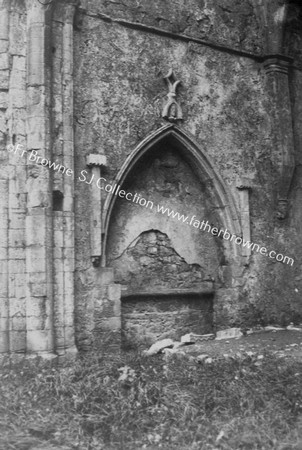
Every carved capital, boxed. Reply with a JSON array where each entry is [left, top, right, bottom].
[[86, 154, 107, 168], [263, 54, 293, 75], [236, 177, 253, 191]]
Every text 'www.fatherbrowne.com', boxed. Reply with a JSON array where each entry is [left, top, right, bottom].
[[6, 144, 294, 266], [156, 204, 294, 266]]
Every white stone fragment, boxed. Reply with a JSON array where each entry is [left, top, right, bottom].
[[287, 324, 302, 331], [145, 338, 174, 356], [196, 354, 209, 362], [264, 325, 285, 331], [181, 332, 215, 343], [216, 328, 243, 340]]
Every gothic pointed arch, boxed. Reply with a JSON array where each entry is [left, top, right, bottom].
[[102, 124, 242, 266]]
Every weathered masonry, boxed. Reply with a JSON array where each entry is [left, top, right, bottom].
[[0, 0, 301, 356]]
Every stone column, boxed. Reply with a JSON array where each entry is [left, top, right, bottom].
[[25, 0, 54, 354], [0, 0, 9, 354], [86, 154, 107, 267], [263, 55, 295, 219], [52, 0, 78, 357], [236, 178, 253, 263]]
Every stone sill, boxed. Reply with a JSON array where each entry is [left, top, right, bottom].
[[121, 283, 215, 299]]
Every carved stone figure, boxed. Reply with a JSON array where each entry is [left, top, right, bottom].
[[162, 69, 183, 122]]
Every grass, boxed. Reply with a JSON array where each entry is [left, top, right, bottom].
[[0, 350, 302, 450]]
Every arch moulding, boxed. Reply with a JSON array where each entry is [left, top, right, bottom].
[[101, 124, 242, 266]]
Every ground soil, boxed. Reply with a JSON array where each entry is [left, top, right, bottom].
[[181, 330, 302, 361]]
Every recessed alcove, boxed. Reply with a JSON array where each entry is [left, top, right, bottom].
[[121, 286, 214, 348], [101, 126, 242, 349]]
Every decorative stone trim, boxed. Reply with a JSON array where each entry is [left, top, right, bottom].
[[86, 154, 107, 267], [263, 54, 295, 220], [236, 178, 252, 261], [162, 69, 183, 123], [263, 54, 293, 75]]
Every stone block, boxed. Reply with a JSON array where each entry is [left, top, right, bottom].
[[0, 91, 8, 109], [9, 210, 26, 229], [64, 326, 75, 344], [0, 316, 9, 331], [54, 214, 63, 230], [86, 154, 107, 167], [63, 214, 75, 232], [64, 292, 75, 316], [25, 214, 46, 245], [0, 276, 7, 298], [30, 282, 47, 297], [10, 330, 26, 353], [64, 271, 74, 297], [0, 53, 9, 70], [9, 274, 26, 299], [27, 314, 46, 330], [64, 312, 75, 327], [0, 232, 7, 248], [0, 6, 8, 40], [26, 117, 46, 150], [8, 193, 19, 209], [0, 331, 9, 353], [95, 316, 121, 332], [8, 259, 25, 274], [63, 195, 74, 213], [0, 260, 8, 273], [216, 327, 243, 340], [64, 256, 75, 272], [26, 188, 50, 209], [11, 55, 26, 73], [53, 247, 63, 259], [0, 247, 7, 261], [28, 271, 46, 285], [0, 179, 8, 197], [0, 40, 8, 53], [26, 330, 53, 353], [0, 70, 9, 89], [8, 274, 16, 298], [9, 24, 26, 56], [26, 252, 46, 274], [63, 229, 74, 248], [96, 268, 115, 285], [10, 88, 26, 109], [9, 248, 25, 260], [25, 295, 43, 318], [9, 297, 26, 318], [15, 279, 26, 299], [12, 313, 26, 331], [54, 230, 64, 247], [108, 284, 122, 301], [0, 297, 8, 315], [53, 308, 64, 329]]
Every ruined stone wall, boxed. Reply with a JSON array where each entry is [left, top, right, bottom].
[[73, 0, 302, 349], [0, 0, 78, 356], [0, 0, 302, 355]]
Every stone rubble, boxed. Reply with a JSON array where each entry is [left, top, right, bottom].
[[216, 328, 243, 340], [143, 338, 174, 356], [143, 326, 302, 362]]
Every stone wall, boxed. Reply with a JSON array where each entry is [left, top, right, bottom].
[[0, 0, 301, 355]]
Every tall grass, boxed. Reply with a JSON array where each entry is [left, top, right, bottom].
[[0, 351, 302, 449]]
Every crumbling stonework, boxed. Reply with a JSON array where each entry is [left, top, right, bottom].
[[0, 0, 301, 355]]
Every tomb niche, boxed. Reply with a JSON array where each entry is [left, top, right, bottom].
[[106, 134, 225, 348]]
